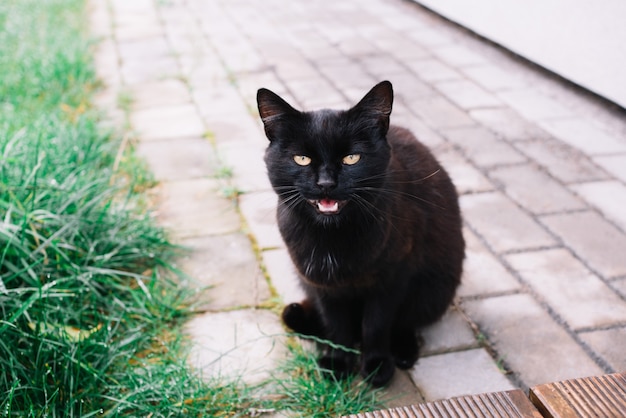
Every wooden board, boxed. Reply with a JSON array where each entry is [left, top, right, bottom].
[[344, 389, 543, 417], [529, 371, 626, 418]]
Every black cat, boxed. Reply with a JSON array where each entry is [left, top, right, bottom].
[[256, 81, 464, 387]]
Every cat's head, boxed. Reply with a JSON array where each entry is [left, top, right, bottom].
[[257, 81, 393, 225]]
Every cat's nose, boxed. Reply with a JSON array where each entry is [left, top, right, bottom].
[[317, 173, 336, 193]]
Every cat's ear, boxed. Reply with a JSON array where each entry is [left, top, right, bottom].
[[353, 80, 394, 133], [257, 88, 299, 141]]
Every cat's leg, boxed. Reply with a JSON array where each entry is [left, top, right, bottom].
[[390, 316, 421, 370], [316, 298, 360, 379], [360, 294, 398, 387]]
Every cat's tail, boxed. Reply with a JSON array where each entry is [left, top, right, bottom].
[[281, 299, 325, 338]]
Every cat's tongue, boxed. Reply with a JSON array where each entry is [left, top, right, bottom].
[[317, 198, 339, 214]]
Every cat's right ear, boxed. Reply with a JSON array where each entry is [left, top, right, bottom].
[[256, 88, 298, 141]]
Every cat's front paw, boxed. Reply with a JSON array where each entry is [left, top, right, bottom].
[[282, 300, 322, 336], [361, 354, 395, 387], [391, 332, 421, 370]]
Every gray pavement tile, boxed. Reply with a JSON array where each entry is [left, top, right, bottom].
[[506, 249, 626, 330], [380, 370, 425, 408], [571, 181, 626, 231], [458, 228, 520, 298], [432, 44, 488, 67], [442, 126, 527, 168], [238, 191, 284, 250], [407, 96, 475, 129], [540, 211, 626, 278], [136, 137, 218, 182], [462, 294, 604, 388], [186, 309, 286, 385], [117, 36, 170, 62], [433, 146, 493, 195], [392, 110, 446, 148], [285, 78, 347, 110], [216, 141, 272, 192], [131, 104, 206, 141], [406, 58, 462, 83], [120, 56, 179, 85], [156, 178, 240, 239], [469, 107, 551, 142], [461, 65, 528, 92], [612, 278, 626, 299], [461, 192, 557, 253], [410, 348, 515, 401], [435, 79, 502, 110], [539, 119, 626, 155], [358, 55, 407, 80], [261, 249, 305, 305], [129, 79, 191, 110], [514, 139, 609, 184], [490, 164, 586, 214], [579, 327, 626, 372], [593, 155, 626, 183], [179, 233, 271, 311], [420, 307, 479, 356], [497, 90, 574, 120]]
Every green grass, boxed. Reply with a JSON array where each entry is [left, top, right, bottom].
[[0, 0, 385, 416]]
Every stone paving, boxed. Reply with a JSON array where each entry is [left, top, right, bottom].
[[89, 0, 626, 409]]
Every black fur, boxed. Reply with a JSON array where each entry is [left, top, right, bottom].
[[257, 81, 464, 387]]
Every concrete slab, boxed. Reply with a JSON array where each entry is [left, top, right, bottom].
[[186, 309, 286, 385], [442, 126, 527, 168], [261, 249, 305, 305], [156, 179, 240, 239], [579, 327, 626, 372], [462, 294, 603, 388], [506, 249, 626, 330], [178, 233, 271, 311], [131, 104, 206, 141], [571, 181, 626, 231], [420, 307, 479, 356], [410, 348, 515, 401], [238, 191, 283, 250]]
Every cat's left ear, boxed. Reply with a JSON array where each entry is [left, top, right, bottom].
[[257, 88, 299, 141], [353, 80, 394, 134]]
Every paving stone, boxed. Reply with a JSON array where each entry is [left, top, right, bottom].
[[433, 145, 493, 195], [506, 249, 626, 330], [442, 126, 527, 168], [117, 36, 171, 62], [515, 139, 608, 184], [136, 137, 218, 181], [462, 65, 528, 92], [469, 108, 551, 142], [406, 96, 475, 130], [571, 181, 626, 231], [490, 164, 586, 214], [540, 211, 626, 278], [285, 78, 347, 109], [157, 178, 240, 239], [612, 278, 626, 299], [238, 191, 284, 250], [579, 327, 626, 372], [357, 55, 409, 81], [462, 294, 604, 388], [131, 104, 205, 141], [380, 370, 425, 408], [420, 306, 479, 356], [217, 140, 273, 192], [120, 56, 180, 85], [179, 233, 271, 310], [435, 79, 501, 110], [129, 79, 191, 110], [539, 119, 626, 155], [458, 228, 520, 298], [432, 44, 488, 67], [593, 154, 626, 183], [262, 249, 305, 304], [497, 90, 574, 120], [386, 72, 436, 104], [392, 109, 446, 148], [461, 192, 557, 253], [186, 309, 286, 385], [410, 348, 515, 401], [406, 58, 462, 83]]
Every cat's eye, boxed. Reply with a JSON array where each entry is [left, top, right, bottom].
[[342, 154, 361, 165], [293, 155, 312, 166]]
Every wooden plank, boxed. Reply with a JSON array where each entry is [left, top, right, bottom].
[[530, 371, 626, 418], [343, 389, 543, 417]]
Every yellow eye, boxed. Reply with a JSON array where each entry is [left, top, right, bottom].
[[342, 154, 361, 165], [294, 155, 312, 166]]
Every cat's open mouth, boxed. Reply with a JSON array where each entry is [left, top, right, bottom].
[[309, 198, 347, 215]]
